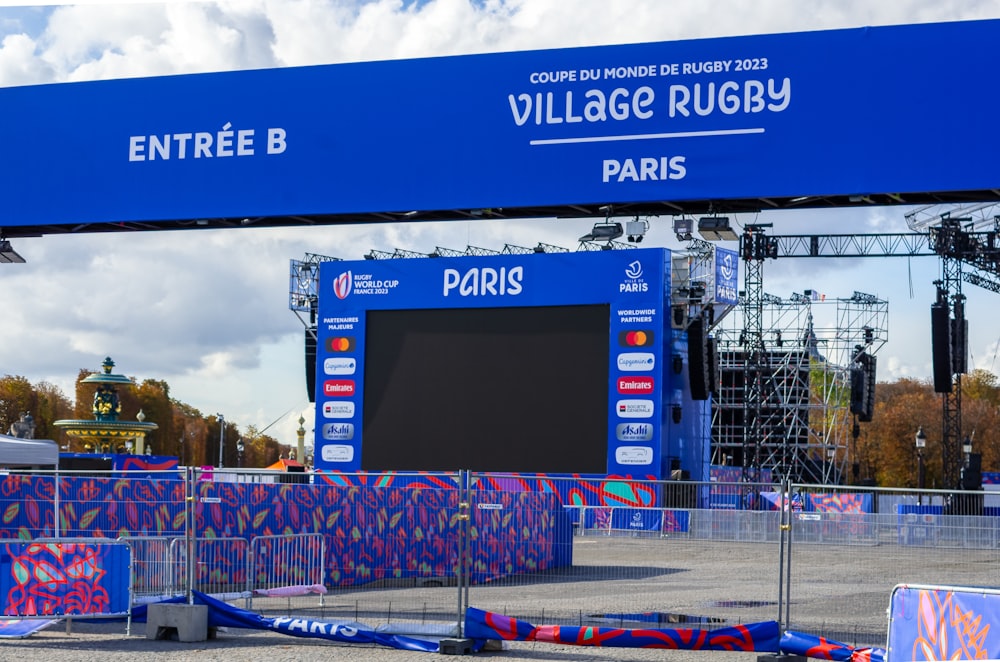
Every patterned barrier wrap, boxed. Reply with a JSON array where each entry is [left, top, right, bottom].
[[464, 606, 780, 651], [889, 584, 1000, 662], [133, 591, 462, 653], [0, 474, 570, 588], [0, 541, 131, 617], [780, 630, 885, 662]]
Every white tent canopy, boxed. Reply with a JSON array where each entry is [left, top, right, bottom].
[[0, 433, 58, 468]]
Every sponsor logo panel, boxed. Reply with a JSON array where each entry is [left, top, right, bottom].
[[322, 401, 356, 418], [618, 330, 655, 347], [616, 446, 653, 465], [323, 379, 355, 397], [617, 352, 655, 371], [321, 444, 355, 463], [322, 422, 355, 440], [616, 423, 654, 441], [617, 376, 654, 394], [326, 336, 356, 352], [617, 399, 654, 418], [324, 357, 357, 375]]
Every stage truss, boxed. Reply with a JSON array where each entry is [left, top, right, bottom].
[[710, 291, 888, 484]]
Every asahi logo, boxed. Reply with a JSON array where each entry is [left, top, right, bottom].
[[322, 423, 355, 441], [616, 423, 654, 441]]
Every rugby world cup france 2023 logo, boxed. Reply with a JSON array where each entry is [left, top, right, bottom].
[[333, 271, 352, 299]]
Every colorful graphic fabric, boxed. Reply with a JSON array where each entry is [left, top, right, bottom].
[[0, 541, 131, 617], [889, 584, 999, 661], [464, 607, 780, 651]]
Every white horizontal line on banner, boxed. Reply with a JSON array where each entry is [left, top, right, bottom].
[[530, 127, 765, 145]]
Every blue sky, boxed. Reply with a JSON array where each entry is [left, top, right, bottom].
[[1, 0, 999, 448]]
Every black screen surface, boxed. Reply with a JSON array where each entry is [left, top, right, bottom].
[[362, 304, 609, 473]]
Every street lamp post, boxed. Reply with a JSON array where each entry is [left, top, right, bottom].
[[237, 438, 245, 468], [217, 413, 225, 468], [915, 427, 926, 505]]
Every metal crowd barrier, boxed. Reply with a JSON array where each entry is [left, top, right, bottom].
[[2, 538, 133, 634], [117, 535, 182, 602], [168, 536, 251, 605], [248, 533, 327, 610]]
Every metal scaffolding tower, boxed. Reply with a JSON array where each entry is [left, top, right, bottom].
[[713, 286, 887, 485]]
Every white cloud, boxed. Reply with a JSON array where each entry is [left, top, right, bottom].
[[2, 0, 1000, 448]]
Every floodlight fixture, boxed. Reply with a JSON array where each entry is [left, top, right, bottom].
[[626, 218, 648, 243], [579, 222, 623, 243], [672, 217, 693, 241], [697, 217, 739, 241], [0, 240, 25, 263]]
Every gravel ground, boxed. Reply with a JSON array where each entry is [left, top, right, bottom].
[[0, 535, 927, 661]]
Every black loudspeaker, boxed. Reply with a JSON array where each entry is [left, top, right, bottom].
[[305, 327, 317, 403], [849, 364, 867, 417], [962, 453, 983, 491], [951, 317, 968, 375], [859, 354, 876, 422], [688, 317, 710, 400], [931, 302, 952, 393], [706, 336, 717, 396]]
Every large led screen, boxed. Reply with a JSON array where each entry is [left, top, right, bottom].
[[314, 249, 672, 476], [361, 305, 610, 473]]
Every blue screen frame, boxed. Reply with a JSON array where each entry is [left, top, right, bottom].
[[314, 248, 680, 475]]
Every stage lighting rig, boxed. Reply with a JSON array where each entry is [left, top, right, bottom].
[[697, 216, 739, 241], [579, 221, 624, 243], [672, 217, 693, 241], [626, 217, 649, 243], [0, 239, 25, 263]]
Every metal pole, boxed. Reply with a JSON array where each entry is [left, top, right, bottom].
[[784, 482, 793, 632], [456, 470, 470, 637], [217, 414, 225, 468], [186, 465, 195, 604], [917, 451, 925, 505], [53, 466, 61, 539], [776, 478, 787, 627]]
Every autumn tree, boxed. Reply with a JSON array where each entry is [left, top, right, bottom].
[[858, 378, 938, 488], [0, 375, 39, 434]]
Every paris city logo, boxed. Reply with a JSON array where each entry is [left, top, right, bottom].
[[333, 271, 353, 299]]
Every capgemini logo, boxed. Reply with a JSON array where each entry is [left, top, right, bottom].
[[333, 271, 353, 299]]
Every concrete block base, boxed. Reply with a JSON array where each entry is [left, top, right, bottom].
[[146, 603, 216, 642], [439, 637, 474, 655], [758, 655, 807, 662]]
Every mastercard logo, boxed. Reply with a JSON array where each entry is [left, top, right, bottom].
[[618, 330, 654, 347], [326, 336, 356, 352]]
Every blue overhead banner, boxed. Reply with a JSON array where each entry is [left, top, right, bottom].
[[2, 19, 999, 227]]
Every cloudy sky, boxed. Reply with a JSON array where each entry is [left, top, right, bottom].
[[2, 0, 1000, 449]]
